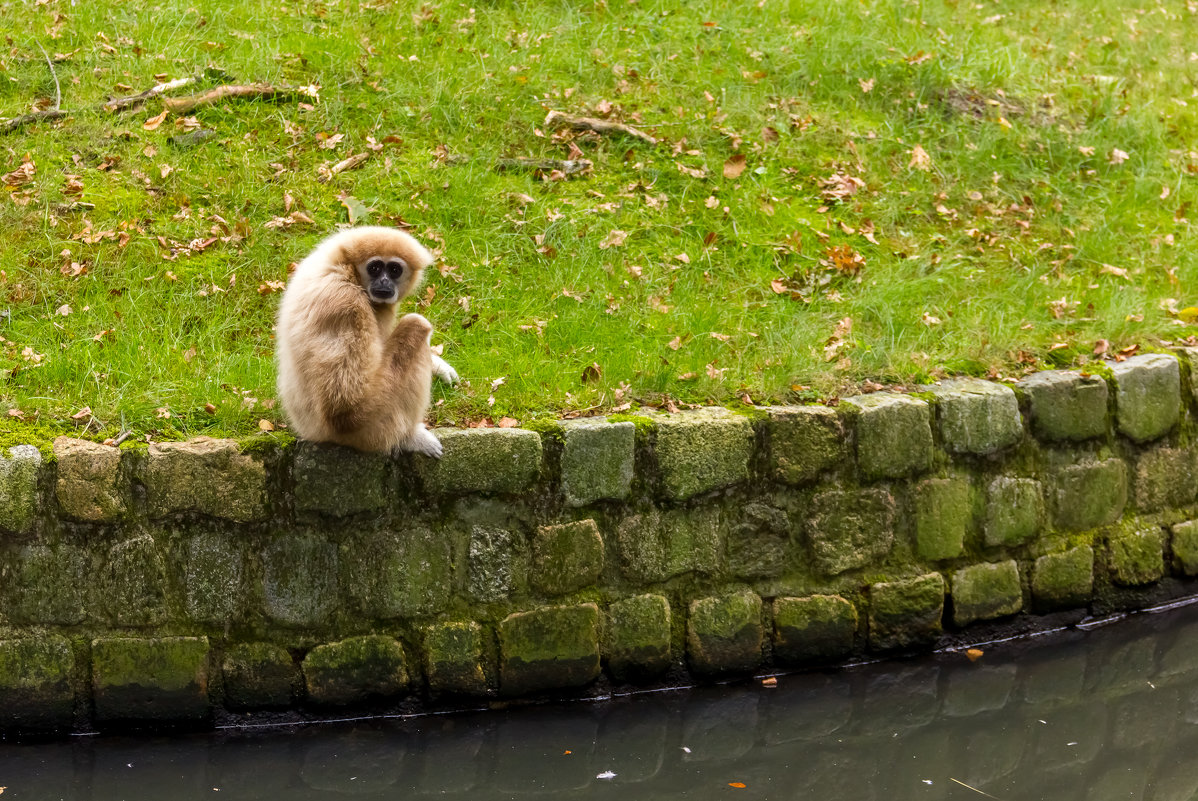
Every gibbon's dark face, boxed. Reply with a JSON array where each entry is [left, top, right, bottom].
[[358, 257, 409, 305]]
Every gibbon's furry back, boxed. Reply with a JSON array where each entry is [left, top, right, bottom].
[[275, 226, 456, 456]]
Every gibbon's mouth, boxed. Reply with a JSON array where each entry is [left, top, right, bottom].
[[368, 288, 398, 304]]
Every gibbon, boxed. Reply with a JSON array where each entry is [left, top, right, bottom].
[[275, 226, 458, 457]]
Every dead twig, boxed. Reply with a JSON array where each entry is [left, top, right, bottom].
[[0, 42, 69, 134], [544, 110, 656, 145], [35, 42, 61, 112], [162, 83, 315, 114], [317, 152, 371, 183], [104, 76, 194, 113], [496, 157, 593, 175]]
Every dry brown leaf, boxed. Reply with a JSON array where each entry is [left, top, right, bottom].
[[667, 336, 683, 350], [582, 363, 602, 383], [2, 158, 36, 187], [142, 109, 168, 131], [723, 154, 747, 179], [599, 229, 629, 249], [909, 144, 932, 171], [498, 416, 519, 428], [258, 419, 275, 431]]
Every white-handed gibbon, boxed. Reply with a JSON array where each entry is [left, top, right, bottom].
[[275, 226, 458, 457]]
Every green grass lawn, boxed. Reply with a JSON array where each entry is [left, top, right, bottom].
[[0, 0, 1195, 443]]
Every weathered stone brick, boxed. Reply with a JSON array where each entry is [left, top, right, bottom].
[[617, 507, 723, 584], [344, 527, 453, 618], [983, 477, 1043, 547], [423, 621, 488, 696], [186, 533, 244, 624], [294, 441, 388, 516], [606, 594, 672, 682], [1172, 520, 1198, 575], [1108, 523, 1164, 587], [1109, 353, 1181, 443], [419, 428, 542, 495], [532, 519, 604, 596], [927, 378, 1023, 455], [263, 534, 338, 626], [868, 573, 945, 651], [1032, 546, 1094, 611], [914, 477, 971, 561], [561, 420, 635, 506], [806, 488, 896, 575], [772, 595, 857, 666], [1178, 347, 1198, 406], [100, 534, 168, 626], [768, 405, 845, 485], [951, 560, 1022, 626], [6, 544, 87, 624], [53, 437, 126, 521], [1133, 447, 1197, 512], [0, 445, 41, 533], [1016, 370, 1109, 442], [1051, 459, 1127, 531], [222, 642, 301, 710], [498, 604, 600, 695], [686, 591, 763, 677], [0, 636, 75, 732], [92, 636, 210, 724], [144, 437, 267, 521], [844, 393, 933, 480], [654, 408, 754, 500], [468, 525, 516, 602], [726, 503, 790, 579], [303, 635, 409, 706]]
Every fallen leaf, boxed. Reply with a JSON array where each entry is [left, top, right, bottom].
[[1109, 148, 1130, 165], [723, 154, 747, 179], [760, 676, 777, 687], [965, 648, 984, 662], [70, 406, 92, 421], [498, 416, 519, 428], [1179, 307, 1198, 324], [729, 782, 748, 789], [667, 336, 683, 350], [7, 409, 24, 420], [858, 77, 875, 93], [203, 402, 217, 414], [55, 304, 71, 316], [675, 252, 690, 264], [1099, 263, 1129, 279], [490, 376, 506, 392], [1093, 339, 1110, 355], [258, 419, 275, 431], [908, 144, 932, 171], [2, 157, 36, 187], [142, 109, 168, 131], [338, 193, 370, 224], [599, 229, 629, 249], [582, 362, 602, 383]]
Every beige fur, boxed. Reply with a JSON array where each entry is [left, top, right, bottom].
[[275, 226, 456, 456]]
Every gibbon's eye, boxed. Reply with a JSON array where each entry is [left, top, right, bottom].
[[365, 259, 385, 278], [386, 260, 405, 281]]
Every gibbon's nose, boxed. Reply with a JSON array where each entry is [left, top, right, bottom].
[[370, 279, 398, 302]]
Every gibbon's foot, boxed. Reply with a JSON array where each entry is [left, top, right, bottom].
[[400, 426, 443, 458], [432, 354, 459, 385]]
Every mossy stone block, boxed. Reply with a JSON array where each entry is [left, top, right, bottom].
[[1110, 353, 1181, 443], [772, 595, 857, 666], [768, 405, 845, 485], [498, 603, 601, 695], [0, 636, 75, 733], [100, 534, 168, 626], [419, 428, 542, 495], [951, 560, 1022, 626], [0, 445, 41, 534], [1108, 523, 1164, 587], [1171, 520, 1198, 575], [263, 534, 338, 626], [806, 488, 896, 575], [868, 573, 945, 651], [145, 437, 267, 522], [654, 408, 754, 500], [222, 642, 301, 710], [92, 636, 210, 724], [617, 507, 724, 584], [914, 477, 971, 561], [1032, 546, 1094, 612], [606, 594, 672, 682], [927, 378, 1023, 455], [532, 519, 605, 596], [1179, 347, 1198, 405], [726, 502, 790, 579], [294, 441, 389, 516], [686, 591, 763, 677], [423, 621, 488, 696], [844, 392, 934, 480], [561, 420, 635, 506], [186, 533, 244, 624], [1016, 370, 1109, 442], [1051, 459, 1127, 531], [344, 527, 453, 618], [303, 635, 409, 707], [54, 436, 126, 521], [1133, 447, 1197, 512], [6, 544, 87, 624], [984, 477, 1043, 547], [468, 525, 515, 603]]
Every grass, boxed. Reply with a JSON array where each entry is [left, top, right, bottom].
[[0, 0, 1194, 442]]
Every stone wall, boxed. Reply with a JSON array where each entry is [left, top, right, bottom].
[[1, 350, 1198, 735]]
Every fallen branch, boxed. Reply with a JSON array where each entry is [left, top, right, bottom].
[[104, 76, 194, 113], [544, 110, 656, 145], [0, 108, 68, 134], [317, 152, 370, 183], [496, 157, 593, 175], [36, 42, 61, 113], [162, 83, 315, 114]]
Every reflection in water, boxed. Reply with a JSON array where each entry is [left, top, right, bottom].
[[5, 603, 1198, 800]]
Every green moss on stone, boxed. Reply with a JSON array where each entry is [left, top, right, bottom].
[[806, 488, 896, 576], [1051, 459, 1128, 531], [606, 594, 672, 682], [1108, 522, 1165, 587], [0, 445, 41, 533], [868, 573, 945, 651], [144, 437, 267, 522], [1110, 353, 1181, 443], [654, 408, 754, 500], [53, 436, 127, 521], [419, 428, 543, 495], [532, 519, 605, 596], [303, 635, 409, 707], [499, 603, 600, 695], [101, 534, 168, 626], [772, 595, 857, 666], [6, 544, 87, 625], [927, 378, 1023, 455], [767, 405, 844, 485], [1172, 520, 1198, 576], [186, 533, 244, 624], [844, 393, 933, 480], [914, 477, 971, 561], [423, 621, 488, 696], [344, 526, 453, 618], [560, 420, 635, 506], [1016, 370, 1108, 442], [222, 642, 300, 710], [686, 591, 763, 677], [726, 502, 790, 580], [263, 534, 339, 626], [0, 636, 75, 732], [468, 525, 516, 603], [951, 560, 1022, 626], [984, 477, 1043, 548], [1032, 545, 1094, 612], [92, 636, 210, 723], [294, 441, 389, 516], [617, 507, 723, 584], [1133, 447, 1197, 513]]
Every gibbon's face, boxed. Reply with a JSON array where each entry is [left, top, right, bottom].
[[357, 256, 410, 305]]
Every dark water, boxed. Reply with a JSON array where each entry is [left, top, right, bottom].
[[6, 603, 1198, 801]]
